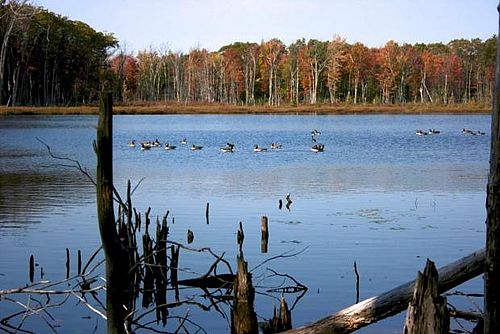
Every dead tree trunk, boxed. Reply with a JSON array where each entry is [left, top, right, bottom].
[[403, 259, 449, 334], [284, 248, 484, 334], [231, 252, 258, 334], [485, 4, 500, 333], [94, 92, 131, 334]]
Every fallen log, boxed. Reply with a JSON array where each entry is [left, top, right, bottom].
[[285, 248, 485, 334]]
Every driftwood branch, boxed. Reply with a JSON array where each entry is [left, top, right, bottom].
[[285, 248, 485, 334]]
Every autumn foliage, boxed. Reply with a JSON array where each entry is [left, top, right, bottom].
[[110, 37, 496, 108], [0, 2, 496, 108]]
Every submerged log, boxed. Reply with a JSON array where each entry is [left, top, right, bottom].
[[285, 248, 485, 334], [403, 259, 449, 334]]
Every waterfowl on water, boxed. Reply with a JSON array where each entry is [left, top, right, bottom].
[[153, 139, 161, 147], [220, 143, 235, 153], [463, 128, 485, 136], [127, 140, 136, 147], [164, 143, 176, 150], [311, 129, 321, 143], [416, 129, 428, 136], [191, 144, 203, 150], [311, 143, 325, 152], [253, 145, 267, 152], [180, 138, 188, 144], [140, 142, 152, 150], [270, 143, 282, 149]]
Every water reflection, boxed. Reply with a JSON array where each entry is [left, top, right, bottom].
[[0, 114, 490, 332], [0, 170, 93, 226], [0, 202, 307, 333]]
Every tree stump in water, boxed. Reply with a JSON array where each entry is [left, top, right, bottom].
[[403, 259, 449, 334], [261, 216, 269, 253], [262, 296, 292, 333], [231, 253, 258, 334]]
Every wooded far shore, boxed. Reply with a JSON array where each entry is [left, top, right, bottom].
[[0, 102, 491, 115]]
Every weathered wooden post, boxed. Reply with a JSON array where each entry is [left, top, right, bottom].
[[170, 244, 180, 301], [262, 296, 292, 333], [65, 248, 70, 279], [29, 255, 34, 283], [206, 202, 210, 224], [403, 259, 449, 334], [237, 221, 245, 248], [77, 250, 82, 275], [261, 216, 269, 253], [155, 215, 168, 325], [231, 252, 258, 334], [485, 3, 500, 333], [353, 261, 360, 304], [142, 232, 154, 307], [95, 92, 131, 334]]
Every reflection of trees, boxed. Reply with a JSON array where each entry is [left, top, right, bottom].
[[0, 170, 93, 223]]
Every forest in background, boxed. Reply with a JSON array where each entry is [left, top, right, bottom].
[[0, 1, 496, 109]]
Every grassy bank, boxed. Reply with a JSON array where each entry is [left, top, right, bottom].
[[0, 102, 491, 115]]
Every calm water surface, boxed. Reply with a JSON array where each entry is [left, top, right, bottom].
[[0, 114, 490, 333]]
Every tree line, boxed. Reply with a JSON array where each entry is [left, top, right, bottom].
[[1, 1, 496, 107], [112, 37, 496, 107], [0, 1, 117, 106]]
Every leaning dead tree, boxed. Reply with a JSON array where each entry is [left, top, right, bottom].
[[284, 248, 485, 334], [485, 3, 500, 333]]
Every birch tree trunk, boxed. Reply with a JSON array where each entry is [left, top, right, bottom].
[[0, 11, 14, 104]]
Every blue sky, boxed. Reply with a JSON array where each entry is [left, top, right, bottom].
[[33, 0, 497, 53]]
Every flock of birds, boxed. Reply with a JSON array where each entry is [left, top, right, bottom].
[[415, 128, 486, 136], [126, 129, 326, 153]]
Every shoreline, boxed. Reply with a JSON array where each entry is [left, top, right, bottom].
[[0, 103, 491, 115]]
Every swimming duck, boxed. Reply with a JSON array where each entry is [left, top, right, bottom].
[[140, 142, 152, 150], [164, 143, 176, 150], [311, 143, 325, 152], [127, 140, 136, 147], [191, 144, 203, 150], [180, 138, 188, 145], [253, 145, 267, 152], [270, 143, 282, 149], [220, 143, 235, 153]]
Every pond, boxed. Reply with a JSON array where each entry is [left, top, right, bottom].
[[0, 113, 490, 333]]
